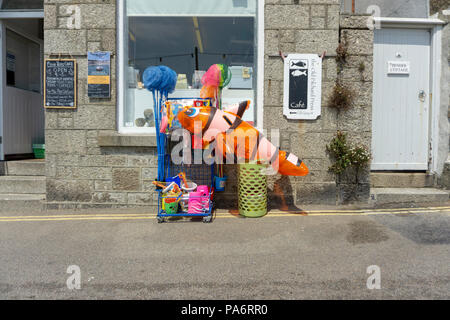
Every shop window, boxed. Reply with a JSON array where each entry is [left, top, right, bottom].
[[1, 0, 43, 10], [119, 0, 263, 134], [5, 29, 41, 93]]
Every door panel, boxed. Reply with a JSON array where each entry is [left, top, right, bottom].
[[372, 28, 430, 171]]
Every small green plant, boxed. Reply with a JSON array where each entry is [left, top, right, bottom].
[[335, 31, 349, 72], [327, 131, 371, 183], [358, 62, 366, 73], [328, 81, 354, 112]]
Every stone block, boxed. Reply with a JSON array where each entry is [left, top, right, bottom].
[[95, 180, 113, 191], [112, 168, 141, 191], [72, 167, 112, 180], [327, 5, 340, 30], [128, 193, 154, 205], [128, 156, 150, 167], [44, 29, 86, 55], [311, 5, 326, 17], [47, 179, 93, 202], [265, 30, 279, 56], [92, 192, 127, 204], [265, 5, 310, 29], [342, 29, 373, 56], [105, 155, 128, 166], [44, 5, 57, 29], [46, 130, 86, 155], [142, 167, 158, 180], [264, 80, 283, 106], [337, 183, 370, 204], [340, 14, 371, 29], [79, 155, 106, 167], [265, 57, 284, 81], [311, 17, 326, 29], [73, 105, 116, 130], [59, 4, 116, 29], [296, 182, 337, 205], [295, 30, 339, 55]]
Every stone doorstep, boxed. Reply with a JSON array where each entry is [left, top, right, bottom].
[[0, 194, 46, 213], [6, 160, 45, 176], [0, 176, 46, 194], [370, 188, 450, 206], [370, 172, 434, 188]]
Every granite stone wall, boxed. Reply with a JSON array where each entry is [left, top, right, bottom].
[[44, 0, 158, 209], [43, 0, 374, 210], [263, 1, 373, 206]]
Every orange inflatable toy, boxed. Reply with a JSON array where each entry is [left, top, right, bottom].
[[177, 101, 309, 177]]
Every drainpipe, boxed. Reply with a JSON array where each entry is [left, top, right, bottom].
[[352, 0, 355, 13]]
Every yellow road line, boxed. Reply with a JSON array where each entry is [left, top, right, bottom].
[[0, 208, 448, 222], [0, 205, 449, 221]]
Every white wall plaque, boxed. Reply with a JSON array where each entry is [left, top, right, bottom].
[[283, 54, 322, 120], [387, 61, 410, 74]]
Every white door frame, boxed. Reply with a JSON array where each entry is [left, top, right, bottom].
[[116, 0, 265, 134], [0, 20, 4, 161], [0, 16, 44, 160], [373, 17, 445, 174]]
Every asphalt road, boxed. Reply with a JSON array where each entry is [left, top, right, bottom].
[[0, 206, 449, 300]]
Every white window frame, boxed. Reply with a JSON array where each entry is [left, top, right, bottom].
[[117, 0, 264, 134]]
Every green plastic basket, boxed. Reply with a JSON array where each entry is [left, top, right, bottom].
[[238, 163, 268, 218], [32, 144, 45, 159]]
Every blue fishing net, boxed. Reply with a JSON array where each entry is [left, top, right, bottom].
[[143, 66, 163, 92]]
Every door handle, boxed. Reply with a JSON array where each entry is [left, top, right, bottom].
[[419, 90, 426, 102]]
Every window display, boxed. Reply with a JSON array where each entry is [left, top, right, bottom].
[[120, 0, 260, 133]]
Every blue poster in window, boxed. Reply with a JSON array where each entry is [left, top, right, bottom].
[[88, 52, 111, 98]]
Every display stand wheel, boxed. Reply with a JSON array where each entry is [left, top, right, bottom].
[[203, 215, 212, 223], [157, 216, 165, 223]]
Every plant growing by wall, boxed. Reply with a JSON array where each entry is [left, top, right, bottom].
[[328, 80, 354, 113], [326, 131, 371, 184], [329, 31, 355, 115]]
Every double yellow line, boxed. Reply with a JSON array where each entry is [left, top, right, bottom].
[[0, 206, 449, 223]]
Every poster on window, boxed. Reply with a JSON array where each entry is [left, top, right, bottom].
[[283, 54, 322, 120], [88, 52, 111, 98], [6, 52, 16, 86]]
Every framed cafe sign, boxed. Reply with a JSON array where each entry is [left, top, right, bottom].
[[283, 54, 322, 120]]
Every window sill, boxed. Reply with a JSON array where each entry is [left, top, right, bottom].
[[98, 132, 157, 147]]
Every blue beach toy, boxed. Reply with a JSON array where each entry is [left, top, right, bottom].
[[142, 65, 178, 182]]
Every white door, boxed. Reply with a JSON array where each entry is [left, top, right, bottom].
[[0, 22, 44, 158], [372, 28, 431, 171]]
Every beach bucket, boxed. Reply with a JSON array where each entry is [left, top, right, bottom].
[[164, 198, 179, 214], [180, 194, 189, 212], [166, 175, 182, 187], [182, 182, 197, 193], [188, 192, 205, 214], [196, 185, 210, 210], [214, 176, 228, 192]]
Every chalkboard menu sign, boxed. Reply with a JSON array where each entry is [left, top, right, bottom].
[[283, 54, 322, 120], [44, 59, 77, 109]]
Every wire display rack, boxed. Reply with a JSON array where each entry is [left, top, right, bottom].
[[156, 99, 215, 223]]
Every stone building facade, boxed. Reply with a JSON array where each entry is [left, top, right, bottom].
[[42, 0, 446, 210]]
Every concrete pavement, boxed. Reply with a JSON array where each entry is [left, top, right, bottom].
[[0, 205, 449, 299]]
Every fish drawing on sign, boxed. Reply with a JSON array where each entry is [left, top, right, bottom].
[[177, 101, 309, 177], [290, 60, 307, 69], [291, 70, 307, 77]]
